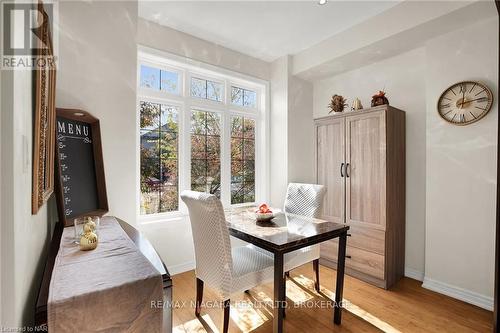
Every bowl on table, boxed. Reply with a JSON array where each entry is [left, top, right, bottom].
[[255, 211, 274, 222]]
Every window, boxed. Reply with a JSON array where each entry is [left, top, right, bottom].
[[138, 50, 266, 218], [231, 86, 257, 108], [139, 101, 179, 214], [191, 110, 221, 197], [231, 116, 255, 204], [140, 65, 180, 94], [191, 77, 223, 102]]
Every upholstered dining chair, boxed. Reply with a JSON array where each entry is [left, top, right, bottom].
[[181, 190, 275, 333], [283, 183, 326, 291]]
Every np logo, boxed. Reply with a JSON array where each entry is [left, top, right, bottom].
[[1, 1, 57, 69]]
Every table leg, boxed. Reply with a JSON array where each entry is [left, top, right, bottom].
[[334, 232, 347, 325], [274, 251, 285, 333]]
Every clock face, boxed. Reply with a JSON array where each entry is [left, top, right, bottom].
[[437, 81, 493, 125]]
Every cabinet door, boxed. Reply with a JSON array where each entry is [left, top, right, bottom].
[[345, 112, 386, 229], [316, 118, 345, 223]]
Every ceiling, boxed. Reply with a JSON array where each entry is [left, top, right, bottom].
[[139, 1, 401, 62]]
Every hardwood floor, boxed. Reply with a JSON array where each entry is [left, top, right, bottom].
[[171, 264, 493, 333]]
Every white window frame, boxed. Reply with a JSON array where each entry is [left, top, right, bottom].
[[137, 46, 269, 223], [139, 60, 184, 97], [229, 84, 260, 112], [188, 73, 226, 104]]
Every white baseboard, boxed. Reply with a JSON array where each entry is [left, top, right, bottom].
[[422, 277, 493, 311], [168, 261, 195, 276], [404, 267, 424, 281]]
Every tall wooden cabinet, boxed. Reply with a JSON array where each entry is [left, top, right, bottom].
[[315, 105, 405, 289]]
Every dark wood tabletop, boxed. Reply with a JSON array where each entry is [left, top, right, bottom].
[[227, 209, 349, 253], [226, 208, 349, 333]]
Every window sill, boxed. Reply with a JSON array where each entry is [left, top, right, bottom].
[[138, 203, 257, 227], [230, 202, 256, 209], [138, 211, 187, 226]]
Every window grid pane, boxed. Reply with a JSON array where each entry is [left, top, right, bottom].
[[207, 80, 223, 102], [140, 101, 179, 215], [140, 65, 160, 90], [191, 78, 224, 102], [191, 110, 221, 198], [231, 86, 257, 108], [191, 77, 207, 99], [231, 86, 243, 106], [140, 65, 180, 95], [160, 70, 179, 94], [243, 90, 257, 108], [231, 116, 255, 204]]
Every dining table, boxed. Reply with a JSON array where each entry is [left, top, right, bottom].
[[226, 208, 350, 333]]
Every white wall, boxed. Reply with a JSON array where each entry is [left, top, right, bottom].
[[423, 17, 498, 309], [269, 56, 289, 208], [56, 1, 138, 225], [137, 18, 270, 81], [288, 75, 315, 185], [313, 17, 498, 308], [269, 56, 316, 208], [0, 8, 55, 327], [293, 0, 495, 80]]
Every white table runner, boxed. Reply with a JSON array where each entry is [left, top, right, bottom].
[[48, 216, 163, 333]]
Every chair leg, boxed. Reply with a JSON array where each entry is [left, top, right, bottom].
[[222, 299, 230, 333], [195, 278, 204, 317], [283, 275, 287, 318], [313, 259, 320, 292]]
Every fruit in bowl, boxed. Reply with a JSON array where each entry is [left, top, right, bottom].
[[255, 203, 274, 221]]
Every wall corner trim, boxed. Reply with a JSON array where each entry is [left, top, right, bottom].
[[168, 261, 196, 276], [404, 267, 424, 282], [422, 277, 494, 311]]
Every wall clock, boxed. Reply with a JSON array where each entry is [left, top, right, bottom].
[[437, 81, 493, 126]]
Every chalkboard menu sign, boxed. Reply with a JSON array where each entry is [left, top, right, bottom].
[[55, 109, 108, 227]]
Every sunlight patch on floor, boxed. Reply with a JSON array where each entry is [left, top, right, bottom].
[[293, 274, 320, 294], [173, 273, 403, 333], [293, 274, 402, 333], [345, 302, 402, 333], [230, 301, 269, 333], [173, 314, 219, 333], [173, 304, 268, 333], [249, 291, 274, 318], [284, 279, 315, 304]]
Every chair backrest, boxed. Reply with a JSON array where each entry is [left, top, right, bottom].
[[284, 183, 326, 218], [180, 191, 233, 298]]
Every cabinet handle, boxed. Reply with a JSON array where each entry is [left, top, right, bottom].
[[345, 163, 350, 178], [347, 233, 352, 237], [340, 163, 344, 177], [345, 255, 352, 259]]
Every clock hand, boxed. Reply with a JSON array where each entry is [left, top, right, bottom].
[[460, 85, 466, 109], [458, 97, 487, 106]]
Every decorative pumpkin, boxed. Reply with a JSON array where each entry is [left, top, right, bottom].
[[83, 223, 93, 233], [371, 91, 389, 107], [80, 231, 98, 251], [80, 222, 98, 251], [84, 217, 96, 232], [328, 94, 347, 113]]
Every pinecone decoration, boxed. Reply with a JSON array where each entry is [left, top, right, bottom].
[[328, 95, 347, 113]]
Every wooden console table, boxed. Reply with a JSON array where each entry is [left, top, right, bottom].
[[34, 218, 172, 332]]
